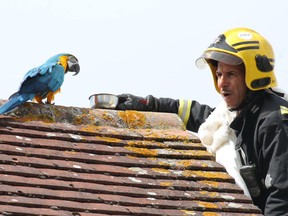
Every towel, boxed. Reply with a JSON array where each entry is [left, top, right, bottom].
[[198, 101, 250, 197]]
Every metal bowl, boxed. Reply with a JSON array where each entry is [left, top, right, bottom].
[[89, 93, 119, 109]]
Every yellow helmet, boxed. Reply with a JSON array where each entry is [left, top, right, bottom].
[[196, 27, 277, 92]]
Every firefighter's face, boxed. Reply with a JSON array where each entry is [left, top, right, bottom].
[[216, 62, 247, 109]]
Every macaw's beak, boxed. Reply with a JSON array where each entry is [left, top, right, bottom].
[[69, 63, 80, 76]]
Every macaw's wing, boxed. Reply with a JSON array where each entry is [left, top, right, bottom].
[[18, 64, 65, 97], [1, 62, 65, 114], [22, 60, 57, 82]]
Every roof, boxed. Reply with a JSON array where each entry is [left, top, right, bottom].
[[0, 100, 262, 216]]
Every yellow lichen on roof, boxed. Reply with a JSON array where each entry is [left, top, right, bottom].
[[118, 111, 126, 121], [196, 201, 218, 209], [94, 136, 122, 143], [73, 115, 85, 125], [80, 125, 123, 138], [176, 160, 195, 168], [158, 161, 171, 167], [126, 140, 166, 148], [81, 125, 101, 133], [199, 180, 220, 188], [143, 131, 190, 140], [201, 163, 210, 168], [152, 168, 170, 174], [147, 157, 157, 161], [118, 111, 147, 128], [64, 150, 77, 155], [175, 160, 210, 169], [174, 149, 213, 157], [159, 181, 172, 187], [199, 191, 218, 197], [183, 170, 231, 180], [127, 155, 137, 159], [182, 210, 221, 216], [124, 146, 158, 157], [101, 111, 114, 121], [203, 212, 221, 216]]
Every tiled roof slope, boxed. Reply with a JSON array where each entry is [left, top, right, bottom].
[[0, 101, 262, 216]]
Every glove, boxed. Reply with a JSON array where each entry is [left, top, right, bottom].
[[116, 94, 156, 111]]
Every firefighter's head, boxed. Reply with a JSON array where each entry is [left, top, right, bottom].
[[196, 27, 277, 109]]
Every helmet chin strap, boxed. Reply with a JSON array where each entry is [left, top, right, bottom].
[[228, 87, 287, 112], [228, 103, 246, 112], [267, 87, 288, 102], [228, 89, 256, 112]]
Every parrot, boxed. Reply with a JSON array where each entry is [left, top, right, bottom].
[[0, 53, 80, 115]]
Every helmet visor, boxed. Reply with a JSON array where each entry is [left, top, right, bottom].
[[196, 50, 243, 69]]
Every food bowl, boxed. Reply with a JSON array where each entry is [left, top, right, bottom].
[[89, 93, 119, 109]]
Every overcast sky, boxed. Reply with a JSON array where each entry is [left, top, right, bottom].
[[0, 0, 287, 109]]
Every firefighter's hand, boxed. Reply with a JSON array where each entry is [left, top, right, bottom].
[[116, 94, 156, 111]]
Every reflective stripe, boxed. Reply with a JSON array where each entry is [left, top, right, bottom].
[[280, 105, 288, 115], [178, 99, 192, 127]]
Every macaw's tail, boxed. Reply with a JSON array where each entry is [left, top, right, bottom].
[[0, 94, 31, 115]]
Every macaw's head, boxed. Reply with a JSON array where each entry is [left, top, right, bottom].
[[66, 54, 80, 76], [52, 53, 80, 76]]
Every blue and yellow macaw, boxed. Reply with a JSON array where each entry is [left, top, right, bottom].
[[0, 53, 80, 114]]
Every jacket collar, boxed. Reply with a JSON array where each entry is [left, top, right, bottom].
[[230, 91, 265, 149]]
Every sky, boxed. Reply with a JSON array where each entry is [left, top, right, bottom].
[[0, 0, 287, 109]]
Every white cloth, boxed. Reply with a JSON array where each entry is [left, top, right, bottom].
[[198, 101, 251, 197], [195, 87, 288, 198]]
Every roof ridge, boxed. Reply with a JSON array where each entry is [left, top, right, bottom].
[[0, 101, 186, 130]]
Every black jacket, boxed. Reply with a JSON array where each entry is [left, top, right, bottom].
[[154, 91, 288, 215]]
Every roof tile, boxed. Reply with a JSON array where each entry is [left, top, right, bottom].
[[0, 102, 262, 215]]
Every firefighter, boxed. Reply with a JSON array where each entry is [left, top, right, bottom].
[[116, 27, 288, 215]]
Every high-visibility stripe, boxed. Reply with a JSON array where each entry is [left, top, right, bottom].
[[178, 99, 192, 127], [280, 105, 288, 115]]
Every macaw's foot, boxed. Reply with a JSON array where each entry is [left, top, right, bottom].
[[45, 101, 55, 105], [34, 97, 44, 104]]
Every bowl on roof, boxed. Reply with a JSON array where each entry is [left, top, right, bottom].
[[89, 93, 119, 109]]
